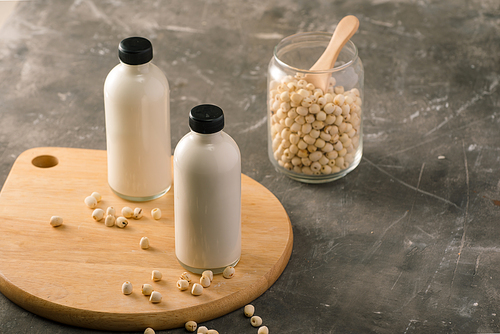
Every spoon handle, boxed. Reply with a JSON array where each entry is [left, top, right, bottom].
[[306, 15, 359, 92]]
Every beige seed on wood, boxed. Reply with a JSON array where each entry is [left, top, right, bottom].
[[191, 283, 203, 296], [84, 196, 97, 209], [177, 279, 189, 291], [152, 270, 162, 282], [121, 207, 133, 218], [104, 215, 115, 227], [90, 192, 102, 202], [222, 266, 235, 279], [151, 208, 161, 220], [133, 208, 143, 219], [200, 275, 211, 288], [142, 284, 154, 296], [180, 272, 192, 282], [50, 216, 63, 227], [149, 291, 162, 303], [122, 281, 133, 295], [92, 208, 104, 222], [140, 237, 150, 249]]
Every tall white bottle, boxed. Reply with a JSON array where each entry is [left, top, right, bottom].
[[174, 104, 241, 274], [104, 37, 171, 201]]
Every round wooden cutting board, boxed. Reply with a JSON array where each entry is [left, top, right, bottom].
[[0, 147, 293, 331]]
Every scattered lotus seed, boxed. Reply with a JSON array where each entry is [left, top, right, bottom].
[[106, 206, 116, 216], [122, 206, 133, 218], [180, 272, 192, 282], [149, 290, 162, 303], [177, 279, 189, 291], [207, 330, 219, 334], [144, 328, 155, 334], [200, 275, 211, 288], [84, 196, 97, 209], [151, 208, 162, 220], [152, 270, 162, 282], [133, 207, 143, 219], [251, 316, 263, 327], [142, 284, 154, 296], [191, 283, 203, 296], [140, 237, 150, 249], [197, 326, 208, 334], [202, 270, 213, 282], [50, 216, 63, 227], [222, 266, 235, 279], [244, 304, 255, 317], [104, 215, 115, 227], [185, 321, 197, 332], [115, 216, 128, 228], [92, 208, 104, 222], [258, 326, 269, 334], [91, 192, 102, 202], [122, 281, 133, 295]]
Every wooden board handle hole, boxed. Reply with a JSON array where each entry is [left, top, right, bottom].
[[32, 155, 59, 168]]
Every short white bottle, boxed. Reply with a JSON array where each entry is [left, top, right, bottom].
[[104, 37, 171, 201], [174, 104, 241, 274]]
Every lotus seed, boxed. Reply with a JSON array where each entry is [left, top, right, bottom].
[[84, 196, 97, 209], [191, 283, 203, 296], [185, 321, 197, 332], [200, 275, 211, 288], [151, 208, 161, 220], [258, 325, 269, 334], [251, 316, 263, 327], [207, 330, 219, 334], [149, 290, 162, 303], [197, 326, 208, 334], [106, 206, 116, 216], [122, 206, 133, 218], [140, 237, 150, 249], [152, 270, 162, 282], [104, 215, 115, 227], [50, 216, 63, 227], [115, 216, 128, 228], [144, 328, 155, 334], [180, 272, 192, 283], [142, 284, 154, 296], [91, 192, 102, 202], [202, 270, 213, 282], [92, 208, 104, 222], [244, 304, 255, 317], [223, 266, 235, 279], [133, 208, 143, 219], [177, 279, 189, 291], [122, 281, 133, 295]]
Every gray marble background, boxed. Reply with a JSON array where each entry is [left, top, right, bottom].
[[0, 0, 499, 333]]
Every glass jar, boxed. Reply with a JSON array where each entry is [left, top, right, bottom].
[[267, 32, 364, 183]]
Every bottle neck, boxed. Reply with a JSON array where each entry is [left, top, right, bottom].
[[120, 61, 151, 74], [191, 130, 224, 142]]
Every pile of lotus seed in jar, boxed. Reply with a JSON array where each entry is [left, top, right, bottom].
[[269, 74, 362, 175]]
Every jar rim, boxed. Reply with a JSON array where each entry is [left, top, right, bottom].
[[273, 31, 359, 74]]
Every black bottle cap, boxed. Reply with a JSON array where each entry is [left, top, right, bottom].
[[189, 104, 225, 134], [118, 37, 153, 65]]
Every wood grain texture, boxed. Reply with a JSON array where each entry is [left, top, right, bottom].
[[0, 147, 293, 331]]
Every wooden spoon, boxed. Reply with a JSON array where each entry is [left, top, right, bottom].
[[305, 15, 359, 92]]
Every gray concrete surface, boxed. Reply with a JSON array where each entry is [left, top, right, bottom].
[[0, 0, 500, 333]]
